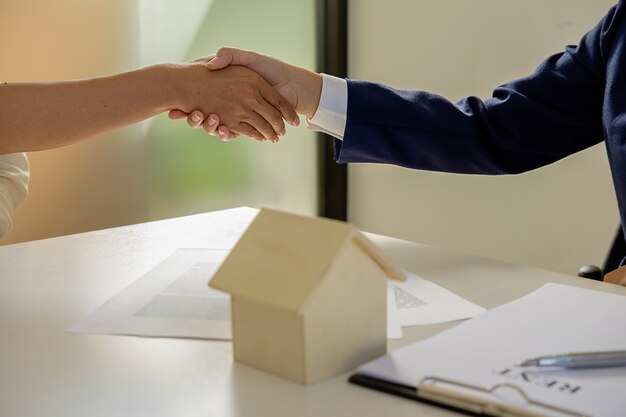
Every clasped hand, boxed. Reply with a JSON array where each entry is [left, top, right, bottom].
[[170, 49, 322, 142], [169, 56, 299, 143]]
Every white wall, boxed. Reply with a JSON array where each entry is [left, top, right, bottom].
[[348, 0, 619, 274]]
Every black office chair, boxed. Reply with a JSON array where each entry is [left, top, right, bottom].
[[578, 226, 626, 281]]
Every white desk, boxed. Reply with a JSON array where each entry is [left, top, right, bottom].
[[1, 206, 625, 417]]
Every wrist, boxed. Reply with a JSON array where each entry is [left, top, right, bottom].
[[294, 68, 323, 119], [146, 63, 193, 113]]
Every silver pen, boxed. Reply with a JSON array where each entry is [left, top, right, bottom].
[[519, 350, 626, 368]]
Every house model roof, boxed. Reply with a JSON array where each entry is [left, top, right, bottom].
[[209, 208, 404, 313]]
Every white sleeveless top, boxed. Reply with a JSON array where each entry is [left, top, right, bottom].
[[0, 153, 29, 239]]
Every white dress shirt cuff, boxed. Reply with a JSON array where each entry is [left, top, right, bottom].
[[306, 74, 347, 140]]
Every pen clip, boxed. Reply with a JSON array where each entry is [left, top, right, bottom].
[[416, 376, 591, 417]]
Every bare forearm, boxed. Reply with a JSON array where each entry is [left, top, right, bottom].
[[0, 64, 178, 154]]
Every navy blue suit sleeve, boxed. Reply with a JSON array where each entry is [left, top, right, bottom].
[[334, 4, 623, 175]]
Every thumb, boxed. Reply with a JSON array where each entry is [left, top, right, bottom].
[[168, 109, 189, 120], [207, 47, 258, 71], [206, 53, 232, 70]]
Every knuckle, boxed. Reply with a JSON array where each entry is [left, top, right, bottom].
[[274, 99, 286, 111], [252, 95, 264, 106], [271, 109, 283, 123], [236, 109, 249, 121]]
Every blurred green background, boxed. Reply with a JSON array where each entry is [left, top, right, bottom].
[[1, 0, 318, 244], [142, 0, 319, 220]]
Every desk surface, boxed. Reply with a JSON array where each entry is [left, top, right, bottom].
[[1, 207, 625, 417]]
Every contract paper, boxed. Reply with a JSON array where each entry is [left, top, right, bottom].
[[70, 250, 484, 340], [69, 249, 232, 339], [359, 283, 626, 417]]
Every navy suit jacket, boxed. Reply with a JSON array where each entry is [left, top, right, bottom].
[[335, 2, 626, 232]]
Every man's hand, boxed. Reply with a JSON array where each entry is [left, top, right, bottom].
[[169, 48, 323, 141], [604, 265, 626, 287], [208, 48, 323, 117]]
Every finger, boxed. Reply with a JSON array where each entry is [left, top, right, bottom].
[[258, 84, 299, 127], [253, 97, 286, 136], [222, 127, 241, 141], [186, 110, 205, 129], [191, 54, 216, 64], [202, 114, 220, 136], [246, 111, 279, 142], [217, 126, 238, 142], [232, 123, 266, 143], [207, 47, 258, 70], [168, 109, 189, 120], [224, 127, 241, 141]]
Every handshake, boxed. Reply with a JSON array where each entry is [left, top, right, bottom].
[[167, 48, 323, 143], [0, 48, 324, 155], [0, 50, 325, 239]]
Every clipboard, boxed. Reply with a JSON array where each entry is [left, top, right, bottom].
[[347, 283, 626, 417], [348, 373, 588, 417]]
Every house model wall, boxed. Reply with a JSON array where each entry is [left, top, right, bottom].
[[210, 208, 403, 384]]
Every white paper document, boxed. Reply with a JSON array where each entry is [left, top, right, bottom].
[[69, 249, 232, 339], [358, 283, 626, 417], [386, 269, 485, 338], [71, 250, 484, 340]]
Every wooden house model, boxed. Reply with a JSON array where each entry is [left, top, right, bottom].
[[209, 208, 403, 384]]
